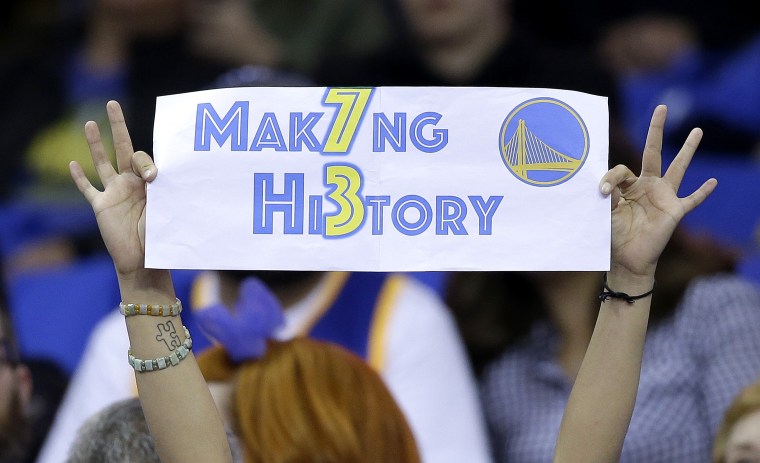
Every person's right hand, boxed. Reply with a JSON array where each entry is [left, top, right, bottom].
[[69, 100, 157, 278]]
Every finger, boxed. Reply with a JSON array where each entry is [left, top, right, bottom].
[[680, 178, 718, 215], [131, 151, 158, 182], [85, 120, 117, 186], [662, 127, 703, 190], [600, 164, 638, 195], [69, 161, 99, 204], [640, 105, 667, 177], [106, 100, 135, 174]]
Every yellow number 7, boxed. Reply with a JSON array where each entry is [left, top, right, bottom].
[[322, 88, 374, 154]]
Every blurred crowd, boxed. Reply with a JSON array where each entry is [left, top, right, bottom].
[[1, 0, 760, 462]]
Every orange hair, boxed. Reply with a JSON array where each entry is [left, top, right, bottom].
[[713, 378, 760, 463], [198, 337, 420, 463]]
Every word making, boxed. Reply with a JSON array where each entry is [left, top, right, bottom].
[[194, 88, 447, 154]]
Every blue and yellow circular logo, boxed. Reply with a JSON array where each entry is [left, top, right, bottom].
[[499, 98, 589, 187]]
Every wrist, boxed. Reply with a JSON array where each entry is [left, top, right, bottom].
[[117, 268, 176, 304], [605, 265, 656, 298]]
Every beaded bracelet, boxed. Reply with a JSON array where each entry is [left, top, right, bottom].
[[127, 326, 193, 372], [598, 273, 655, 304], [120, 298, 183, 317]]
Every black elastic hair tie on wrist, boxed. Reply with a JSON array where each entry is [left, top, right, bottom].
[[598, 273, 655, 304]]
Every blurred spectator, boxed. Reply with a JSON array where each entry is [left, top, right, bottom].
[[446, 225, 760, 462], [316, 0, 616, 104], [0, 321, 32, 462], [38, 268, 491, 463], [509, 0, 760, 158], [186, 0, 393, 77], [197, 306, 419, 462], [20, 358, 68, 463], [65, 397, 244, 463], [510, 0, 758, 54], [314, 0, 633, 167], [713, 378, 760, 463], [601, 25, 760, 158], [0, 260, 69, 463], [0, 0, 231, 277], [1, 0, 228, 200], [599, 14, 699, 77], [0, 0, 61, 200], [0, 275, 33, 462]]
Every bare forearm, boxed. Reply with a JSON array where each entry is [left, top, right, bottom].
[[556, 103, 713, 463], [120, 270, 232, 463], [554, 269, 654, 463]]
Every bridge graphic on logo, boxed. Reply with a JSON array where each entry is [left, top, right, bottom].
[[502, 119, 581, 177], [498, 98, 589, 187]]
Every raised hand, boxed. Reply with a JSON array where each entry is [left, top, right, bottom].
[[555, 106, 717, 463], [69, 101, 157, 278], [600, 105, 717, 278], [70, 102, 231, 463]]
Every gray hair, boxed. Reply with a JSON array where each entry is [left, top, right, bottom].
[[67, 397, 243, 463]]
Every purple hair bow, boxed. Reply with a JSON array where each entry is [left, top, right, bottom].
[[193, 277, 285, 363]]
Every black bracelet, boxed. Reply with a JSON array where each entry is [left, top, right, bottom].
[[598, 273, 655, 304]]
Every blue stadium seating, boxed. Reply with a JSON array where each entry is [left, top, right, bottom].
[[673, 153, 760, 251], [6, 253, 200, 374], [6, 254, 119, 374]]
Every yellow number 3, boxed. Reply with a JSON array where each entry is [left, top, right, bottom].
[[324, 164, 365, 237]]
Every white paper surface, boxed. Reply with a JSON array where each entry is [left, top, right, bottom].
[[146, 86, 610, 271]]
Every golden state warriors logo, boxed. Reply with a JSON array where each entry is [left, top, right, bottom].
[[499, 98, 589, 187]]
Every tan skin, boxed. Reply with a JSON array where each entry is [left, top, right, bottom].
[[554, 105, 716, 463], [69, 101, 231, 463], [70, 101, 713, 463]]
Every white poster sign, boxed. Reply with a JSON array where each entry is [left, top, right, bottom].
[[146, 86, 610, 271]]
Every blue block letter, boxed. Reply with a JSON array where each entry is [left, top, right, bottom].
[[253, 173, 304, 234], [290, 112, 324, 152], [365, 195, 391, 235], [250, 112, 287, 151], [392, 195, 432, 236], [195, 102, 249, 151], [373, 113, 406, 152], [468, 195, 503, 235], [410, 112, 448, 153], [436, 196, 468, 235]]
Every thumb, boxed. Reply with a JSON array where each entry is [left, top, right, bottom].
[[132, 151, 157, 182]]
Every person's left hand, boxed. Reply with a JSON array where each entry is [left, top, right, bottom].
[[600, 104, 717, 278]]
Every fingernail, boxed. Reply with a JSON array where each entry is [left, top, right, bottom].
[[601, 182, 612, 195], [143, 169, 153, 179]]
